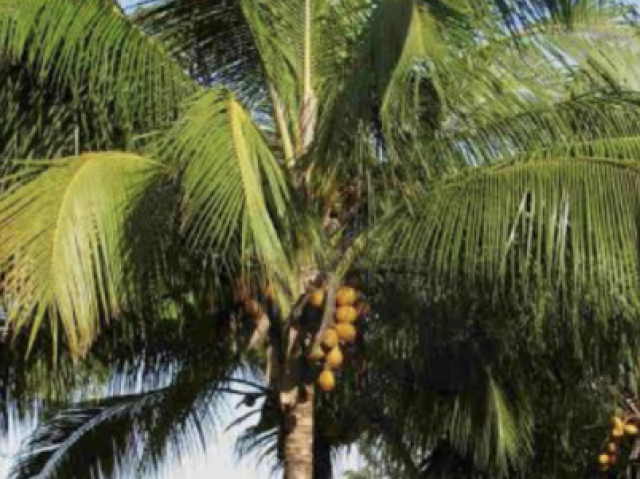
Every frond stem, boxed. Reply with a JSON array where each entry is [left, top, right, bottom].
[[269, 85, 295, 166]]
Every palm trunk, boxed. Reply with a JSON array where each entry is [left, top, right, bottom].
[[280, 310, 315, 479], [280, 270, 329, 479], [283, 0, 318, 475], [283, 384, 315, 479]]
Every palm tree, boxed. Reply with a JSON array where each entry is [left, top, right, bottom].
[[4, 0, 640, 478]]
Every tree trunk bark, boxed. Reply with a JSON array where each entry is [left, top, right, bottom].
[[280, 274, 335, 479], [283, 384, 315, 479]]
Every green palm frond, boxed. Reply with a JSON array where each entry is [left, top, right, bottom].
[[308, 0, 513, 183], [311, 0, 632, 190], [0, 0, 195, 127], [422, 93, 640, 175], [375, 155, 640, 343], [312, 0, 430, 171], [0, 152, 168, 356], [491, 0, 624, 29], [0, 64, 88, 161], [449, 376, 532, 475], [135, 0, 259, 88], [538, 20, 640, 101], [154, 89, 293, 291]]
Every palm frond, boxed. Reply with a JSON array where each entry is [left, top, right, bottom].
[[8, 330, 245, 479], [8, 382, 223, 479], [0, 0, 195, 128], [448, 376, 532, 475], [0, 152, 168, 356], [1, 279, 251, 438], [307, 0, 511, 187], [423, 93, 640, 175], [356, 271, 626, 478], [0, 57, 159, 163], [491, 0, 625, 30], [138, 0, 302, 118], [310, 0, 632, 191], [153, 89, 293, 291], [9, 392, 164, 479], [136, 0, 263, 93], [374, 155, 640, 344]]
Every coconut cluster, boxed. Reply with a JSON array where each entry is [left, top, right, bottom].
[[308, 284, 369, 392], [598, 414, 639, 473]]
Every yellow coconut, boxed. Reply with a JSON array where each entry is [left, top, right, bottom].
[[612, 427, 625, 440], [322, 329, 339, 349], [612, 417, 624, 430], [309, 344, 325, 361], [336, 305, 358, 323], [318, 370, 336, 392], [607, 442, 617, 454], [598, 454, 611, 465], [626, 424, 639, 436], [336, 323, 357, 343], [326, 347, 344, 369], [336, 286, 357, 306], [310, 290, 325, 308]]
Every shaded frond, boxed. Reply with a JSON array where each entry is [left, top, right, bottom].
[[356, 272, 625, 478], [0, 58, 162, 163], [9, 392, 165, 479], [8, 322, 245, 479], [138, 0, 302, 115], [8, 380, 225, 479], [0, 0, 195, 127]]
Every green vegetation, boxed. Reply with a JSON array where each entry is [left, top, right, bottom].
[[3, 1, 640, 478]]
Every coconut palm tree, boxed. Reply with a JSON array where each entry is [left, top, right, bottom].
[[4, 0, 640, 478]]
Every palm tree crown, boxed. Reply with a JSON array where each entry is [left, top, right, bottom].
[[4, 0, 640, 478]]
